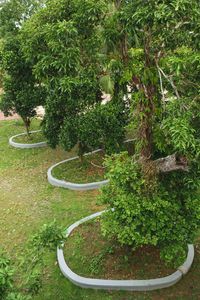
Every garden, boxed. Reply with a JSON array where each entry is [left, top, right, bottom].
[[0, 0, 200, 300]]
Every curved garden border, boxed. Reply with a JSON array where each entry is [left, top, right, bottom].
[[9, 130, 47, 149], [57, 210, 195, 291], [47, 139, 134, 191], [47, 149, 108, 190]]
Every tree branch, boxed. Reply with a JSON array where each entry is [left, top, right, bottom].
[[157, 65, 166, 102], [155, 153, 189, 173], [156, 63, 180, 99]]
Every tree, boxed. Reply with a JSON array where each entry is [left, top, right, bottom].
[[21, 0, 129, 156], [0, 0, 46, 135], [0, 36, 45, 135], [0, 0, 45, 38], [19, 0, 200, 266], [100, 0, 200, 266], [65, 100, 129, 157]]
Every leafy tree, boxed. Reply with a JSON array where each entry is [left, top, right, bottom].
[[0, 0, 46, 135], [100, 0, 200, 266], [20, 0, 200, 267], [21, 0, 129, 156], [0, 36, 45, 134], [57, 99, 128, 159], [0, 0, 45, 38]]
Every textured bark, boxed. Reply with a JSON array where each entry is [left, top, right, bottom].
[[137, 30, 155, 159], [22, 117, 31, 136], [155, 153, 189, 173], [120, 33, 128, 63], [114, 0, 122, 9]]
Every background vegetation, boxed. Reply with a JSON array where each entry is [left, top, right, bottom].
[[0, 120, 200, 299]]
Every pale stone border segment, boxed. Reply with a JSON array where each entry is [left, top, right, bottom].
[[9, 130, 47, 149], [57, 210, 194, 291], [47, 149, 109, 190], [47, 139, 134, 191]]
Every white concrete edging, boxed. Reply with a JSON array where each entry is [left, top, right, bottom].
[[47, 139, 134, 191], [57, 210, 194, 291], [47, 149, 108, 190], [9, 130, 47, 149]]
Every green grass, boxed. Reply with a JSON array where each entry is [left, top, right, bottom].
[[0, 119, 200, 300], [52, 151, 105, 184], [51, 140, 135, 184], [13, 128, 45, 144], [64, 219, 177, 280]]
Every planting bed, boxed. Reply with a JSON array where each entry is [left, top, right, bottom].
[[58, 211, 194, 291], [9, 130, 47, 149]]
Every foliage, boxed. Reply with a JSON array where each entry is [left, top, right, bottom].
[[20, 0, 129, 156], [20, 0, 104, 145], [0, 250, 14, 298], [22, 221, 65, 295], [101, 152, 200, 266], [0, 221, 65, 299], [0, 36, 45, 134], [103, 0, 200, 153], [1, 0, 200, 272], [99, 0, 200, 267], [0, 0, 46, 134], [30, 220, 65, 251], [0, 249, 31, 300], [5, 293, 31, 300], [59, 100, 128, 156], [0, 0, 45, 38]]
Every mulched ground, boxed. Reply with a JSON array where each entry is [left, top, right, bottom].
[[0, 111, 19, 121]]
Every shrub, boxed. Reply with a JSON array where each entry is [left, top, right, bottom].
[[101, 152, 200, 267]]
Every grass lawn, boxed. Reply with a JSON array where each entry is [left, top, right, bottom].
[[51, 140, 135, 184], [0, 119, 200, 300], [12, 127, 45, 144], [52, 151, 105, 184]]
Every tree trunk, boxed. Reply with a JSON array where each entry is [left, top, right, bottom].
[[114, 0, 122, 9], [137, 30, 155, 160], [155, 154, 189, 173], [78, 142, 85, 164], [22, 117, 31, 137], [120, 33, 128, 64]]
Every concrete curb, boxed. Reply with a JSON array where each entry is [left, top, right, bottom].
[[47, 149, 108, 190], [47, 139, 134, 191], [57, 210, 194, 291], [9, 130, 47, 149]]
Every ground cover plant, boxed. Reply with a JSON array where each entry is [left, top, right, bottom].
[[1, 119, 200, 299], [0, 221, 65, 300]]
